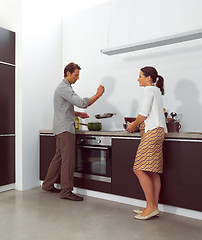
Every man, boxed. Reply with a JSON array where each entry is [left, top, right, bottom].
[[42, 62, 105, 201]]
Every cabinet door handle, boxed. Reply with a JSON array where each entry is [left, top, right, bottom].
[[76, 145, 109, 150], [0, 134, 15, 136]]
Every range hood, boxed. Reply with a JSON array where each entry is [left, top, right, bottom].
[[101, 28, 202, 56]]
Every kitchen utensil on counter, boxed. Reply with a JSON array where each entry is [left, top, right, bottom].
[[170, 112, 177, 119], [166, 111, 182, 132], [124, 117, 136, 123], [95, 113, 116, 119], [166, 121, 181, 132], [164, 109, 168, 118], [75, 116, 79, 129], [123, 123, 128, 130], [166, 117, 175, 122], [79, 122, 102, 131], [175, 113, 183, 122]]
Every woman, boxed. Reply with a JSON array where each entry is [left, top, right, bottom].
[[126, 66, 167, 220]]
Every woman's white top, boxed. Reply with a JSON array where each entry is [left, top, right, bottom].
[[139, 86, 167, 133]]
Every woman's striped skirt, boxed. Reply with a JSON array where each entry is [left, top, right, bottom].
[[133, 122, 165, 173]]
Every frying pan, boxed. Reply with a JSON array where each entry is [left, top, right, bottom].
[[95, 113, 116, 119], [79, 122, 102, 131]]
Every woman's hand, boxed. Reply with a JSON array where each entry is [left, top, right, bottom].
[[125, 114, 147, 133], [126, 121, 136, 133]]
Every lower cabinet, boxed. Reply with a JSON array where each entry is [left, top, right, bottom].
[[40, 135, 56, 181], [40, 134, 111, 193], [40, 134, 202, 211], [112, 138, 202, 212], [74, 178, 111, 194], [111, 138, 145, 200], [0, 136, 15, 186], [161, 139, 202, 211]]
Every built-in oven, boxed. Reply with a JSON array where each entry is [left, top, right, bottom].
[[74, 135, 112, 183]]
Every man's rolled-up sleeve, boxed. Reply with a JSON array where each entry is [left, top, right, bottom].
[[58, 85, 90, 108]]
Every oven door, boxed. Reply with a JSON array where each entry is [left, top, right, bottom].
[[75, 145, 111, 181]]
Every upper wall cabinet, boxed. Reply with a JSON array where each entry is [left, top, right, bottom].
[[0, 27, 15, 65]]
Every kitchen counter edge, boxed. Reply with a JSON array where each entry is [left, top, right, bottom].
[[39, 130, 202, 140]]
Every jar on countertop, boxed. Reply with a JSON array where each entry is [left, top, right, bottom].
[[75, 116, 79, 130]]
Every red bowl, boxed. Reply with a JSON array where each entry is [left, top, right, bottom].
[[124, 117, 136, 123]]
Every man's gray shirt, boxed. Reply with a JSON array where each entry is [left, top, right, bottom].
[[53, 79, 90, 135]]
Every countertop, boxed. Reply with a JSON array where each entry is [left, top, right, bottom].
[[39, 130, 202, 140]]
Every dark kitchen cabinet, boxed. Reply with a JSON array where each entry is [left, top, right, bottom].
[[40, 133, 202, 211], [112, 138, 145, 200], [112, 138, 202, 212], [0, 63, 15, 134], [40, 135, 56, 181], [0, 27, 15, 64], [161, 140, 202, 211], [40, 134, 111, 193], [0, 27, 15, 187], [0, 136, 15, 186]]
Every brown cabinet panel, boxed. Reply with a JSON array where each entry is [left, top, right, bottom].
[[40, 135, 202, 211], [74, 177, 111, 193], [0, 136, 15, 186], [0, 27, 15, 187], [0, 27, 15, 64], [0, 63, 15, 134], [40, 135, 56, 181], [112, 138, 145, 200], [161, 140, 202, 211], [112, 138, 202, 212], [40, 135, 111, 193]]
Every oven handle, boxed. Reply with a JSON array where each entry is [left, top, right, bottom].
[[76, 145, 110, 150]]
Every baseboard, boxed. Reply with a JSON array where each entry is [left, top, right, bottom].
[[74, 187, 202, 221], [0, 184, 15, 193]]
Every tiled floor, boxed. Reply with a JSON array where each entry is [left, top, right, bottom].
[[0, 187, 201, 240]]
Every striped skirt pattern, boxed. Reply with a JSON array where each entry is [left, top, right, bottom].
[[133, 123, 165, 173]]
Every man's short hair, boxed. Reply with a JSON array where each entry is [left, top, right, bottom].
[[64, 62, 81, 77]]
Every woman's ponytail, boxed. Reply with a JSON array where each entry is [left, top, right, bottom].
[[141, 66, 165, 95], [156, 75, 164, 95]]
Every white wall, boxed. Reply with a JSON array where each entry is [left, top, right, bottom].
[[19, 0, 64, 190], [0, 0, 63, 190], [0, 0, 202, 191], [19, 0, 110, 190], [63, 0, 202, 132], [0, 0, 111, 191]]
